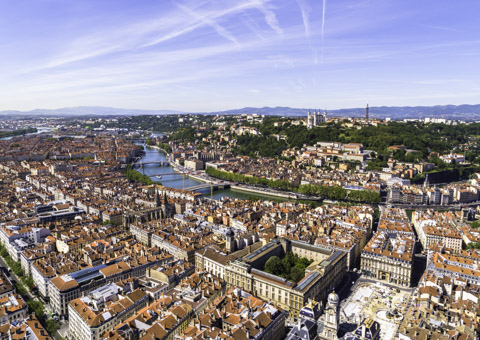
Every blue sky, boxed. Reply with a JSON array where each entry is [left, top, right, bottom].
[[0, 0, 479, 112]]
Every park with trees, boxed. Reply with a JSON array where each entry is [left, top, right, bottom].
[[206, 167, 381, 203]]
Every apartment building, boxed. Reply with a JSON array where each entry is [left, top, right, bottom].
[[0, 294, 28, 325], [104, 271, 225, 340], [178, 288, 287, 340], [49, 258, 163, 319], [361, 232, 415, 287], [68, 284, 148, 340], [0, 225, 51, 262], [413, 210, 463, 253]]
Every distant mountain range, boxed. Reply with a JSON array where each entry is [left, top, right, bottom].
[[211, 104, 480, 120], [1, 104, 480, 120], [0, 106, 181, 116]]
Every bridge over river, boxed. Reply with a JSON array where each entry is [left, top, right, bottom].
[[146, 172, 229, 192], [133, 161, 170, 167], [186, 182, 230, 191]]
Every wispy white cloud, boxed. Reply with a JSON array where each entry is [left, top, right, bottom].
[[1, 0, 479, 111], [241, 13, 268, 41], [265, 54, 295, 68], [290, 78, 307, 92], [420, 24, 461, 33], [296, 0, 311, 40], [252, 0, 283, 34], [38, 0, 278, 69], [175, 3, 240, 45], [412, 79, 466, 85], [138, 0, 282, 48]]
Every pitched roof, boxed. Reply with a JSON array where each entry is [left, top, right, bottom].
[[50, 276, 79, 291]]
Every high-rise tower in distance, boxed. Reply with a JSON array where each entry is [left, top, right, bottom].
[[366, 103, 369, 121]]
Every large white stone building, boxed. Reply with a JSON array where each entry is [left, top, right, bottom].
[[307, 110, 327, 129]]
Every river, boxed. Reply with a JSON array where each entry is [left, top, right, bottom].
[[0, 127, 54, 140], [137, 145, 287, 201]]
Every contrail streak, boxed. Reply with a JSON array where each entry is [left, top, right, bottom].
[[321, 0, 326, 39], [320, 0, 327, 63], [296, 0, 310, 41]]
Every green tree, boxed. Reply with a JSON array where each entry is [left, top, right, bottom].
[[296, 257, 312, 271], [123, 164, 161, 185], [157, 142, 172, 153], [45, 319, 60, 335], [347, 190, 381, 203], [264, 256, 284, 276], [264, 252, 313, 282], [281, 251, 296, 273], [289, 266, 305, 282], [467, 242, 480, 249]]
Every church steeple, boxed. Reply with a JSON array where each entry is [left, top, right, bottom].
[[155, 185, 162, 207], [162, 192, 168, 205], [424, 173, 430, 188], [320, 290, 340, 339]]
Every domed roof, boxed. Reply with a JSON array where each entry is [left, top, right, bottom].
[[226, 228, 234, 237], [300, 299, 321, 320], [328, 290, 339, 305]]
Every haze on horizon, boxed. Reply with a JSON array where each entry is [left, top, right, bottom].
[[0, 0, 479, 112]]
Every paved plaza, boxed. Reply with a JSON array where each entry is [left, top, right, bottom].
[[340, 281, 412, 339]]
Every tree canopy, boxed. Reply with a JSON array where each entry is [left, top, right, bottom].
[[264, 252, 314, 283]]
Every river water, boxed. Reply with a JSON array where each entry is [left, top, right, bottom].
[[137, 145, 285, 201], [0, 127, 54, 140]]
